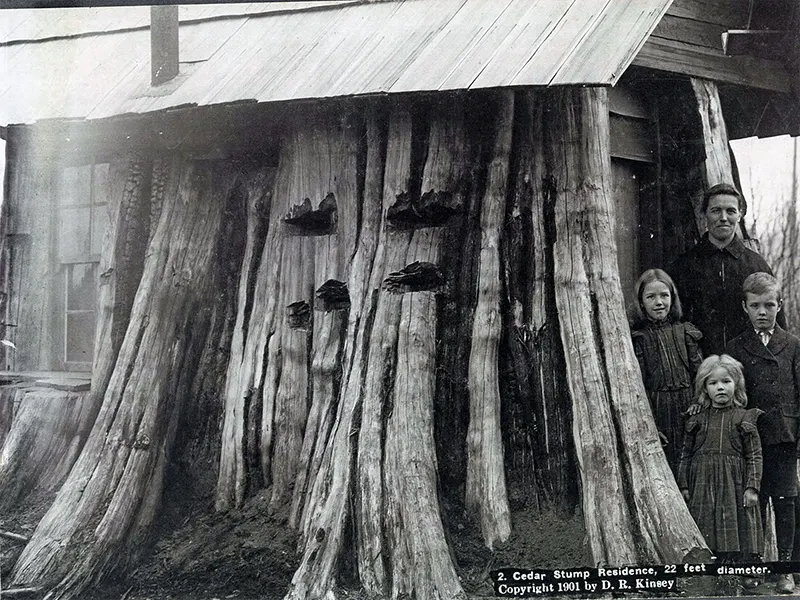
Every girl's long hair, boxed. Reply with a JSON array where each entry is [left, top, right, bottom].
[[631, 268, 683, 328], [694, 354, 748, 408]]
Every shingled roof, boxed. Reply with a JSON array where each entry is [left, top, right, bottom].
[[1, 0, 674, 125]]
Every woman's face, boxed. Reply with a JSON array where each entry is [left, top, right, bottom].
[[641, 280, 672, 322], [706, 366, 736, 408]]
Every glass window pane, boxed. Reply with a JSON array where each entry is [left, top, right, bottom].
[[60, 165, 91, 206], [93, 163, 110, 203], [59, 206, 91, 261], [66, 312, 95, 363], [66, 263, 96, 311], [91, 204, 109, 257]]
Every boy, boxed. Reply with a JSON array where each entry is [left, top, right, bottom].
[[726, 272, 800, 594]]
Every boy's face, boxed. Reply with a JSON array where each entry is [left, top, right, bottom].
[[742, 291, 782, 332]]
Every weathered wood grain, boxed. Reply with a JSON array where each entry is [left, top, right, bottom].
[[0, 387, 93, 510], [548, 87, 707, 565], [11, 157, 237, 598], [289, 110, 361, 525], [466, 90, 512, 549], [547, 87, 638, 565], [380, 99, 465, 599]]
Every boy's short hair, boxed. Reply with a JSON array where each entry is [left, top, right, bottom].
[[702, 182, 747, 216], [742, 272, 782, 303], [694, 354, 748, 409]]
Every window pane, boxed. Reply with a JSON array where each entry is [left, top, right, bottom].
[[93, 163, 110, 203], [66, 263, 96, 311], [59, 206, 91, 261], [60, 165, 91, 206], [91, 204, 109, 257], [66, 312, 95, 363]]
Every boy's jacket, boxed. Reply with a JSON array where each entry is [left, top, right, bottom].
[[726, 326, 800, 448]]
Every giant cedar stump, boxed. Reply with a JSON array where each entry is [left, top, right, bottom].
[[4, 89, 716, 600]]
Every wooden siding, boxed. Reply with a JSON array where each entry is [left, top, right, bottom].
[[633, 0, 793, 92], [4, 135, 58, 371]]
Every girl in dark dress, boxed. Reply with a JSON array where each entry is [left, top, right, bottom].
[[631, 269, 704, 473], [678, 354, 763, 562]]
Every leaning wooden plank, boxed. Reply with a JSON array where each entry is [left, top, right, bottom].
[[0, 530, 29, 543], [0, 587, 43, 596]]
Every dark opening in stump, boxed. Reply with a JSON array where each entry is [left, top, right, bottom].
[[287, 301, 312, 330], [382, 262, 445, 294], [315, 280, 351, 312], [283, 192, 337, 236], [386, 190, 460, 229]]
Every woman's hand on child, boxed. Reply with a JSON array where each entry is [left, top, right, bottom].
[[681, 489, 690, 503], [743, 488, 759, 508], [685, 403, 702, 416]]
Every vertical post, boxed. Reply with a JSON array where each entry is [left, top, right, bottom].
[[151, 6, 179, 86]]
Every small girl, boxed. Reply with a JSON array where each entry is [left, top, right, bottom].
[[678, 354, 763, 563], [631, 269, 703, 473]]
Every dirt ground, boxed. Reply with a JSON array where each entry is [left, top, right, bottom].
[[9, 490, 800, 600], [0, 472, 589, 600], [73, 494, 591, 600]]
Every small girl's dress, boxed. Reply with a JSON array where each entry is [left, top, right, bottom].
[[677, 406, 763, 554], [632, 318, 703, 472]]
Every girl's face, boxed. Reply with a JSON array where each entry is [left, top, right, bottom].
[[706, 366, 736, 408], [641, 280, 672, 322]]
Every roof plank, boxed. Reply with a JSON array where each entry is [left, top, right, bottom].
[[469, 0, 574, 89], [390, 0, 515, 93], [633, 36, 791, 93], [553, 0, 672, 85], [0, 0, 683, 125]]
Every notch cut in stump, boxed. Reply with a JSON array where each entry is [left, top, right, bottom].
[[283, 193, 337, 236], [383, 261, 445, 294], [386, 190, 460, 229], [287, 301, 312, 330], [314, 280, 350, 312]]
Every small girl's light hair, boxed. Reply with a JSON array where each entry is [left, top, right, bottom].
[[631, 269, 683, 327], [694, 354, 748, 408]]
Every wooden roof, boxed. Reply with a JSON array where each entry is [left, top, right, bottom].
[[0, 0, 672, 126], [633, 0, 793, 93]]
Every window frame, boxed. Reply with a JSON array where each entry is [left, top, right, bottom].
[[53, 160, 110, 372]]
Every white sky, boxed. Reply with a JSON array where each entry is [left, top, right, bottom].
[[731, 135, 797, 234]]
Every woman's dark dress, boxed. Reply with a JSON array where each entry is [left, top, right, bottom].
[[632, 319, 703, 472], [677, 406, 763, 554]]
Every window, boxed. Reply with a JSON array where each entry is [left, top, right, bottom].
[[57, 163, 110, 370]]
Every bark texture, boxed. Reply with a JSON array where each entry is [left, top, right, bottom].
[[547, 87, 707, 564], [466, 91, 512, 549], [216, 106, 361, 514], [502, 91, 575, 510], [0, 388, 93, 510], [690, 78, 733, 190], [286, 102, 465, 599], [11, 157, 239, 598]]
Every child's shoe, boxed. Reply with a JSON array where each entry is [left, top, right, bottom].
[[741, 576, 761, 590], [775, 573, 795, 594]]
